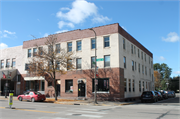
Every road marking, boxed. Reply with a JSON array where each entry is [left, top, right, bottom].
[[0, 106, 57, 114], [67, 113, 102, 118], [67, 110, 106, 114]]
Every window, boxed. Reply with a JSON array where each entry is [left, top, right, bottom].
[[151, 61, 153, 68], [91, 38, 96, 49], [133, 80, 135, 92], [129, 79, 131, 92], [41, 80, 45, 91], [145, 54, 146, 61], [145, 66, 147, 75], [17, 75, 21, 82], [12, 58, 16, 68], [132, 60, 134, 71], [76, 58, 81, 69], [56, 44, 60, 53], [124, 78, 127, 92], [131, 44, 133, 54], [141, 52, 143, 60], [134, 46, 136, 54], [138, 49, 140, 58], [25, 63, 30, 70], [6, 59, 10, 68], [0, 60, 4, 69], [143, 81, 144, 91], [67, 59, 72, 70], [56, 61, 60, 70], [138, 63, 140, 73], [38, 47, 43, 55], [104, 55, 110, 67], [92, 78, 109, 92], [28, 49, 31, 57], [104, 36, 110, 47], [77, 41, 81, 51], [91, 57, 95, 68], [149, 68, 151, 77], [135, 62, 136, 70], [67, 42, 72, 52], [48, 61, 53, 70], [123, 39, 125, 49], [48, 45, 53, 54], [33, 48, 37, 57], [139, 81, 141, 92], [142, 65, 144, 74], [65, 80, 73, 93], [124, 57, 126, 68], [48, 81, 52, 86]]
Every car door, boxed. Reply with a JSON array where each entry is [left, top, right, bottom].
[[28, 92, 34, 101], [23, 92, 30, 100]]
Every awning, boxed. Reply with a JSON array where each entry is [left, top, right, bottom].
[[24, 76, 45, 81], [0, 69, 17, 81]]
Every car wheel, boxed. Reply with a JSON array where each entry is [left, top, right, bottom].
[[19, 97, 22, 101], [141, 100, 144, 103], [31, 98, 35, 102]]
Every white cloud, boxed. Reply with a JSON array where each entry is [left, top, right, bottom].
[[3, 34, 8, 38], [0, 43, 8, 49], [173, 71, 180, 74], [58, 21, 74, 29], [55, 30, 69, 34], [4, 30, 16, 35], [158, 56, 165, 61], [43, 33, 49, 37], [162, 32, 180, 42], [92, 15, 110, 23], [56, 0, 110, 29]]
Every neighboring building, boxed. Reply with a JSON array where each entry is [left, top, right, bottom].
[[21, 23, 154, 101], [0, 46, 25, 96]]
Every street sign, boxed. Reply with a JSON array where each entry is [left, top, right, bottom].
[[93, 62, 95, 64], [96, 58, 104, 61]]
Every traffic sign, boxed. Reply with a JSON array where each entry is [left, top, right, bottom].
[[96, 58, 104, 61]]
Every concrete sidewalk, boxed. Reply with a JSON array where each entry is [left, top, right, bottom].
[[0, 96, 140, 106]]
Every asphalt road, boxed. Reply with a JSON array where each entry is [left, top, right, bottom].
[[0, 94, 179, 119]]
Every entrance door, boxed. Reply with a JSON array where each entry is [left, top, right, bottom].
[[56, 84, 60, 96], [78, 82, 85, 97]]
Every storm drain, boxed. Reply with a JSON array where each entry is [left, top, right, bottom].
[[72, 114, 82, 116]]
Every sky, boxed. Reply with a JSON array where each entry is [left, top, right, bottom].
[[0, 0, 179, 78]]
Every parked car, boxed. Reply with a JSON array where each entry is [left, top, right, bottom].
[[141, 91, 158, 103], [17, 91, 46, 102], [171, 91, 176, 98], [155, 91, 163, 101], [167, 91, 175, 98], [159, 90, 168, 99]]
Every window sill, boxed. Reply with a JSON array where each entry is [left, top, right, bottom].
[[76, 50, 82, 52], [104, 47, 110, 49], [92, 91, 109, 94], [104, 66, 111, 68]]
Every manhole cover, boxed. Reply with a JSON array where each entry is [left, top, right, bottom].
[[72, 114, 81, 116]]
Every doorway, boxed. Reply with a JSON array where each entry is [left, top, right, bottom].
[[78, 82, 85, 97]]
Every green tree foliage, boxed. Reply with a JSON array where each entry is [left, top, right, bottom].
[[169, 76, 179, 92]]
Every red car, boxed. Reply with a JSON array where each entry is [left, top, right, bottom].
[[17, 91, 46, 102]]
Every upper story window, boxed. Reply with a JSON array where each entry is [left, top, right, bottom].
[[104, 36, 110, 47], [124, 56, 126, 68], [38, 47, 43, 55], [142, 65, 144, 74], [12, 58, 16, 68], [104, 55, 110, 67], [77, 41, 81, 51], [56, 44, 60, 53], [131, 44, 133, 54], [145, 54, 146, 61], [48, 45, 53, 54], [138, 49, 140, 58], [48, 61, 53, 70], [124, 78, 127, 92], [123, 39, 125, 49], [151, 61, 153, 68], [33, 48, 37, 57], [141, 51, 143, 60], [91, 56, 95, 68], [25, 63, 30, 70], [28, 49, 31, 57], [145, 66, 147, 75], [91, 38, 96, 49], [56, 61, 60, 70], [76, 58, 82, 69], [67, 42, 72, 52], [132, 60, 134, 71], [138, 63, 140, 73], [1, 60, 4, 69], [6, 59, 10, 68], [149, 68, 151, 77], [134, 46, 136, 54]]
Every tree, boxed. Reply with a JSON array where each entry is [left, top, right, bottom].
[[153, 63, 172, 79], [154, 71, 161, 90], [28, 35, 75, 100]]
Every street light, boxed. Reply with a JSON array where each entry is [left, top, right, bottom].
[[89, 28, 97, 104]]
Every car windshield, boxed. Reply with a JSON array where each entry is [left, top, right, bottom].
[[34, 92, 41, 95]]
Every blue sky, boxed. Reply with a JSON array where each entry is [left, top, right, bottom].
[[0, 0, 179, 77]]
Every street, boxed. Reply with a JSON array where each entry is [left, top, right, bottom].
[[0, 94, 179, 119]]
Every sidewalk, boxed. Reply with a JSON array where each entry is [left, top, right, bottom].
[[0, 96, 140, 106]]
